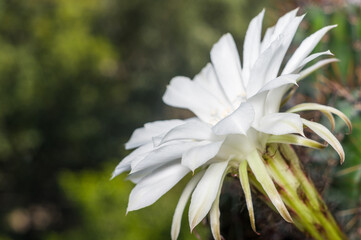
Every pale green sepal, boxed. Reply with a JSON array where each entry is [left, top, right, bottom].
[[247, 149, 293, 223], [267, 134, 327, 149], [302, 119, 345, 164], [288, 103, 352, 133], [239, 160, 258, 233], [171, 171, 205, 240]]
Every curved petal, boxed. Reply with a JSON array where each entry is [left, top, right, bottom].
[[127, 162, 190, 212], [257, 113, 304, 136], [287, 103, 352, 133], [211, 33, 246, 103], [189, 160, 229, 230], [182, 141, 224, 172], [302, 119, 345, 164], [171, 171, 205, 240], [213, 102, 254, 136]]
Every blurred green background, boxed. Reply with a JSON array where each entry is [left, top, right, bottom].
[[0, 0, 360, 239]]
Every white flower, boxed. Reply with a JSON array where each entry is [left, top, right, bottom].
[[112, 8, 351, 240]]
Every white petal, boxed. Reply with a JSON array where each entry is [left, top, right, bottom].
[[258, 74, 299, 94], [159, 120, 216, 145], [302, 119, 345, 164], [171, 171, 205, 240], [248, 91, 268, 123], [209, 171, 226, 240], [265, 58, 338, 115], [297, 50, 333, 71], [247, 149, 292, 223], [193, 63, 230, 106], [282, 25, 337, 74], [242, 9, 265, 84], [111, 143, 154, 179], [182, 141, 224, 171], [126, 166, 158, 184], [253, 74, 299, 115], [189, 161, 229, 230], [261, 8, 299, 52], [287, 103, 352, 133], [216, 134, 251, 160], [213, 102, 254, 135], [263, 15, 304, 81], [257, 113, 304, 135], [247, 37, 284, 97], [162, 76, 225, 123], [127, 162, 189, 212], [211, 33, 246, 102], [126, 120, 185, 149], [260, 26, 274, 53], [130, 141, 204, 174], [264, 86, 288, 115], [297, 58, 339, 81]]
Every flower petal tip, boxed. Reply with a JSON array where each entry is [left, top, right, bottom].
[[340, 155, 345, 165]]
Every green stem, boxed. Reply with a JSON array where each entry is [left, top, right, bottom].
[[250, 143, 347, 240]]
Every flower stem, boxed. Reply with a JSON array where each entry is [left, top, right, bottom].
[[249, 143, 347, 240]]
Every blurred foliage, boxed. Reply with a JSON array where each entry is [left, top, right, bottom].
[[45, 164, 209, 240]]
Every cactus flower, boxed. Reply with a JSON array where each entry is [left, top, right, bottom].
[[113, 8, 351, 240]]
